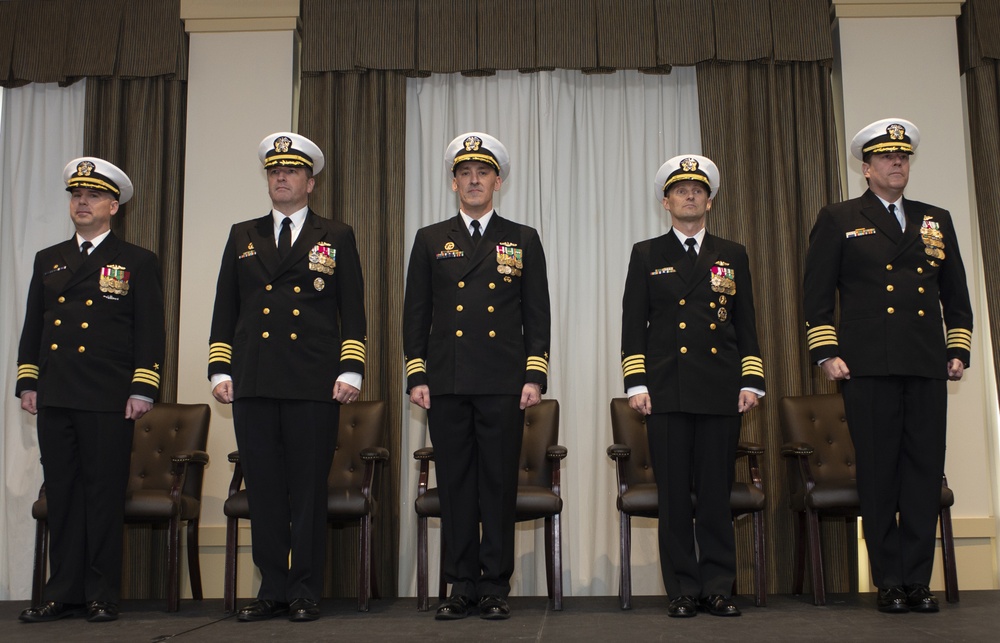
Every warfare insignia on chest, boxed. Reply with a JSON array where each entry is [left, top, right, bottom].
[[308, 244, 336, 275], [99, 264, 130, 296], [710, 265, 736, 296], [436, 243, 465, 259], [445, 241, 455, 251], [314, 277, 326, 291]]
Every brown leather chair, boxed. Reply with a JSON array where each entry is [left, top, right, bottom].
[[414, 399, 566, 611], [779, 393, 958, 605], [223, 400, 389, 612], [31, 402, 211, 612], [607, 397, 766, 609]]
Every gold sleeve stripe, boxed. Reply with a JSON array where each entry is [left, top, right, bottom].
[[741, 356, 765, 378], [209, 342, 232, 355], [806, 325, 838, 350], [526, 356, 548, 374], [209, 343, 233, 364], [947, 328, 972, 350], [132, 373, 161, 388], [621, 354, 646, 378], [134, 368, 160, 384], [340, 340, 366, 362], [406, 358, 426, 376], [18, 364, 40, 378]]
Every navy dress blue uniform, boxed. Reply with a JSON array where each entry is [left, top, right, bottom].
[[16, 158, 165, 617], [208, 133, 366, 616], [621, 155, 764, 614]]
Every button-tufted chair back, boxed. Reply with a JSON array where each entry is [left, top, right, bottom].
[[518, 399, 560, 488], [129, 403, 211, 509], [328, 400, 387, 514]]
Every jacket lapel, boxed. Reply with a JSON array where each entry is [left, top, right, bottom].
[[61, 232, 122, 293], [249, 214, 280, 276], [859, 189, 903, 244]]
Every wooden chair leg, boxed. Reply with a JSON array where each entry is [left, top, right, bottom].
[[167, 516, 180, 612], [806, 509, 826, 605], [753, 509, 767, 607], [544, 516, 554, 600], [551, 512, 563, 611], [358, 514, 371, 612], [793, 511, 806, 595], [939, 505, 959, 603], [224, 516, 238, 614], [416, 515, 428, 611], [370, 516, 381, 601], [187, 519, 203, 600], [620, 512, 632, 610], [32, 518, 48, 607]]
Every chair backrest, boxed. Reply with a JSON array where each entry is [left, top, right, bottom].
[[129, 403, 211, 499], [518, 399, 560, 487], [328, 400, 387, 489], [609, 398, 655, 486], [778, 393, 856, 494]]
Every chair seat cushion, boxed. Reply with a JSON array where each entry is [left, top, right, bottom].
[[33, 493, 201, 521], [415, 487, 563, 521], [225, 488, 371, 519]]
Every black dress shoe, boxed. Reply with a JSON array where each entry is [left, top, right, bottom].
[[667, 595, 698, 618], [479, 595, 511, 620], [86, 601, 119, 622], [877, 586, 909, 613], [237, 599, 290, 622], [904, 584, 939, 613], [699, 594, 741, 616], [289, 598, 320, 622], [435, 594, 475, 620], [18, 601, 86, 623]]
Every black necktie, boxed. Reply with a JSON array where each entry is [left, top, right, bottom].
[[685, 238, 698, 265], [80, 240, 92, 255], [278, 217, 292, 259], [889, 203, 903, 231], [471, 219, 482, 246]]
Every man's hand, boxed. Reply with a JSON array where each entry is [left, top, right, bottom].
[[820, 357, 851, 381], [20, 391, 38, 415], [126, 397, 153, 420], [333, 381, 360, 404], [738, 390, 759, 413], [947, 358, 965, 381], [520, 383, 542, 410], [410, 384, 431, 410], [628, 392, 652, 416], [212, 380, 234, 404]]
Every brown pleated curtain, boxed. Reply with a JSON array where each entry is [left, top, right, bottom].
[[1, 0, 187, 599], [298, 0, 847, 597], [960, 0, 1000, 409]]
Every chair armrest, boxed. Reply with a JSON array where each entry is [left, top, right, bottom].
[[737, 441, 764, 455], [413, 446, 435, 461], [607, 444, 631, 460], [361, 447, 390, 462], [547, 445, 567, 460], [172, 450, 210, 466], [781, 442, 815, 457], [228, 450, 240, 463]]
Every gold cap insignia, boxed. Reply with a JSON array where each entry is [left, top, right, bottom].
[[887, 124, 905, 141], [274, 136, 292, 153], [76, 160, 95, 177], [680, 158, 698, 172], [463, 136, 483, 152]]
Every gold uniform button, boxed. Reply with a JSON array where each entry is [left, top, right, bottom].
[[710, 302, 717, 309], [50, 344, 58, 350], [81, 322, 89, 329], [489, 331, 496, 338], [78, 346, 85, 353], [489, 283, 496, 289], [711, 347, 718, 354], [456, 305, 464, 312], [886, 264, 893, 271], [710, 323, 717, 330], [54, 320, 61, 326], [458, 281, 465, 288], [918, 310, 925, 317], [293, 309, 300, 316], [265, 284, 273, 291], [263, 308, 270, 315], [262, 331, 270, 338], [680, 347, 688, 354], [290, 333, 298, 340], [679, 322, 686, 329], [294, 286, 301, 293], [917, 267, 924, 274], [918, 287, 925, 293], [456, 330, 463, 337], [85, 299, 93, 306], [57, 296, 65, 304], [487, 306, 494, 313], [887, 307, 895, 314], [679, 299, 686, 306], [886, 285, 894, 292]]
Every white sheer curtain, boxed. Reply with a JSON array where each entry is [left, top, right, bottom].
[[0, 82, 86, 599], [399, 68, 701, 598]]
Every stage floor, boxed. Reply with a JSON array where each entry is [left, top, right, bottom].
[[4, 593, 998, 642]]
